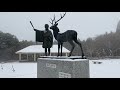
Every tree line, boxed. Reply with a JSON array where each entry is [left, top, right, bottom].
[[0, 31, 35, 61]]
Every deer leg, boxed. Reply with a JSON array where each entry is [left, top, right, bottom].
[[74, 39, 85, 59], [61, 43, 63, 56], [58, 43, 60, 57], [68, 41, 75, 57]]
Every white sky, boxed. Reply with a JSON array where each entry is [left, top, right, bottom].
[[0, 12, 120, 41]]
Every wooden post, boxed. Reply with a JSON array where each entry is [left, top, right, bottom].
[[27, 54, 28, 60], [34, 53, 36, 61], [19, 53, 21, 61], [66, 53, 69, 57]]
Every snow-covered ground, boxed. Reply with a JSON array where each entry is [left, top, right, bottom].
[[0, 59, 120, 78], [0, 62, 37, 78], [90, 59, 120, 78]]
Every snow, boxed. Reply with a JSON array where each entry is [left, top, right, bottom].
[[16, 45, 70, 54], [0, 62, 37, 78], [1, 59, 120, 78], [38, 58, 88, 61], [90, 59, 120, 78]]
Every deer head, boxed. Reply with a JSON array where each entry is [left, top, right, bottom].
[[49, 12, 66, 32]]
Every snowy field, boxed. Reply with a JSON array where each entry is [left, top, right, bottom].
[[0, 59, 120, 78], [90, 59, 120, 78], [0, 62, 37, 78]]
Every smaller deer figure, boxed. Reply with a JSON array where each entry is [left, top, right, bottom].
[[49, 12, 85, 59]]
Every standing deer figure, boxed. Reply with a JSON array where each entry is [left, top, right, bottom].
[[49, 12, 85, 58]]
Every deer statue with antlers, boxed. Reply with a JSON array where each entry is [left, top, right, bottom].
[[49, 12, 85, 59]]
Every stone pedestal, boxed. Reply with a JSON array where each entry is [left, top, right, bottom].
[[37, 56, 89, 78]]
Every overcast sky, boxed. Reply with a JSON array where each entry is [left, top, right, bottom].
[[0, 12, 120, 41]]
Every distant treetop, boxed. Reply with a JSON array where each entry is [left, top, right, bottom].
[[116, 20, 120, 33]]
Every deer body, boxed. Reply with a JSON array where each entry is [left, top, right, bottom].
[[49, 12, 85, 58], [55, 30, 77, 42]]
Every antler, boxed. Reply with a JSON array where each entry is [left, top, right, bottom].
[[49, 14, 56, 25], [49, 12, 66, 25], [55, 12, 66, 23]]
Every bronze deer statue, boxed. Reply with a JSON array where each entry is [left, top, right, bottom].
[[49, 12, 85, 59]]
